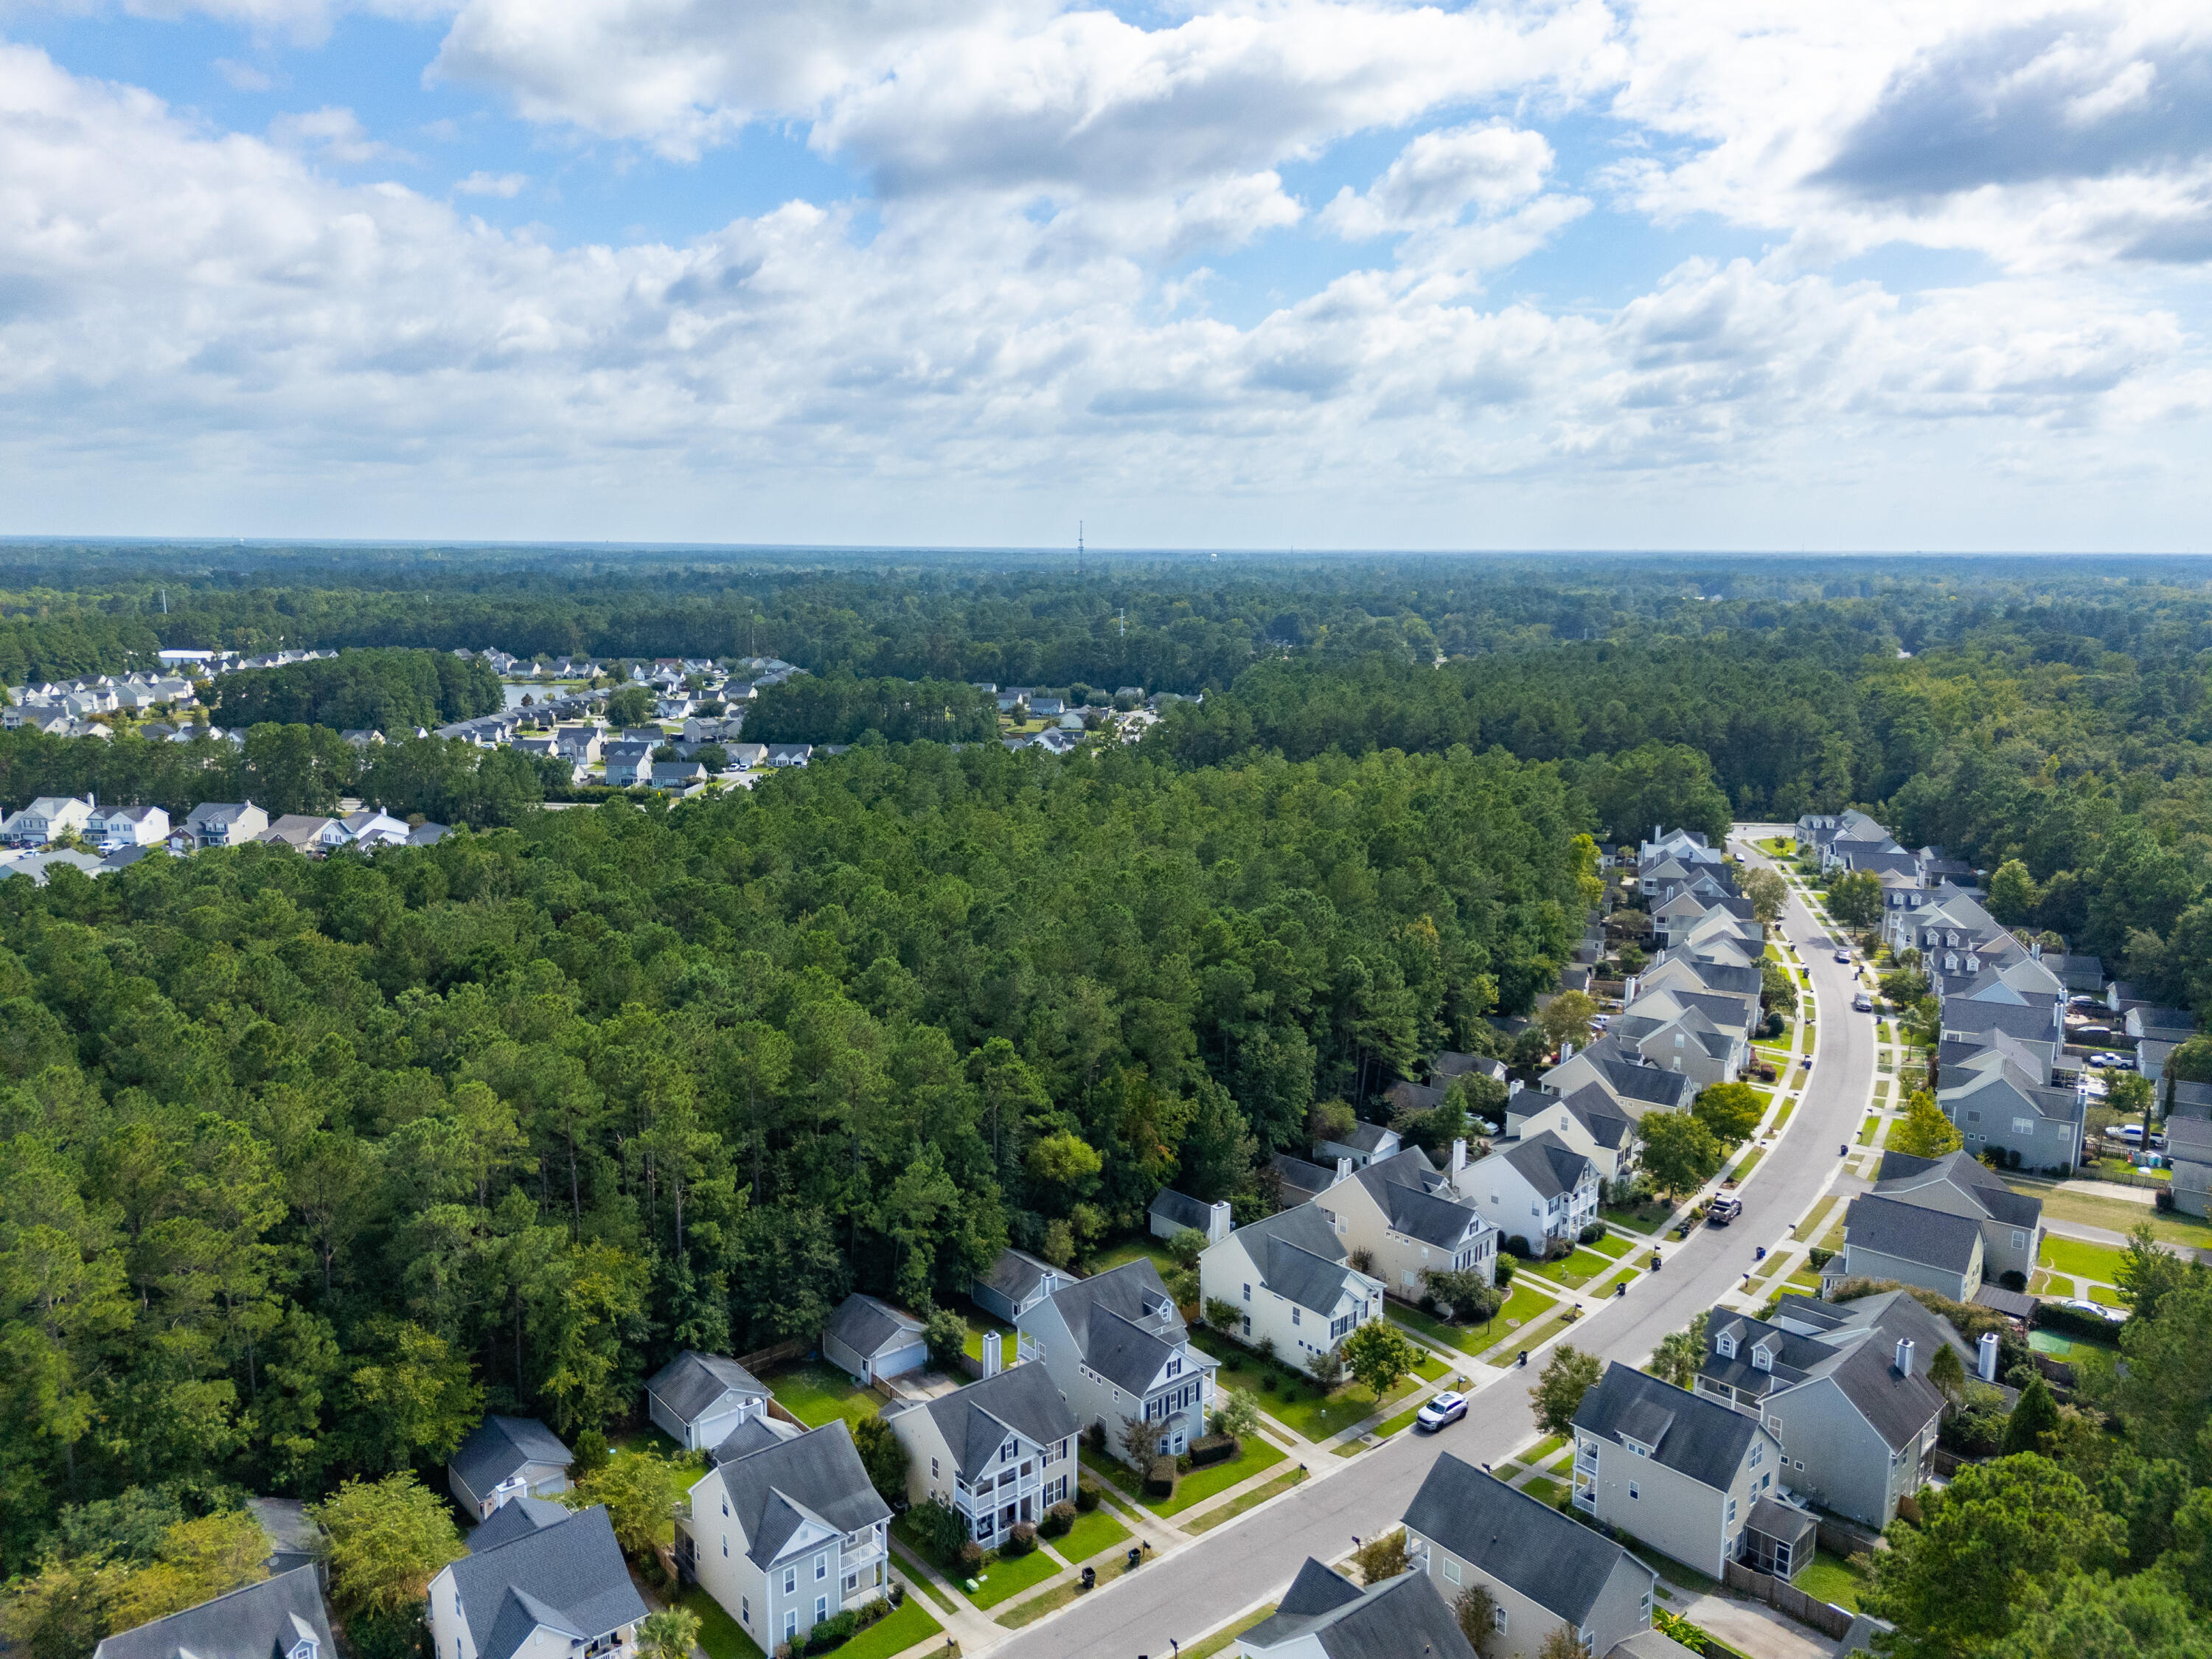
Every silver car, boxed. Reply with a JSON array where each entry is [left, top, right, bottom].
[[1416, 1391, 1468, 1432]]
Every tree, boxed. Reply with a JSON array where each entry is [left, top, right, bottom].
[[1891, 1091, 1964, 1159], [103, 1512, 271, 1632], [1531, 1346, 1603, 1437], [1351, 1528, 1408, 1584], [1988, 860, 2041, 926], [1213, 1389, 1262, 1439], [852, 1415, 911, 1506], [1927, 1341, 1966, 1407], [2004, 1374, 2062, 1456], [1537, 1624, 1591, 1659], [1120, 1413, 1166, 1467], [923, 1307, 967, 1371], [2166, 1037, 2212, 1087], [1827, 869, 1882, 929], [1648, 1312, 1708, 1389], [1760, 958, 1798, 1016], [310, 1475, 466, 1616], [603, 686, 655, 726], [1863, 1455, 2124, 1654], [1422, 1267, 1500, 1326], [636, 1608, 700, 1659], [1455, 1584, 1500, 1659], [563, 1449, 687, 1559], [905, 1495, 967, 1566], [1540, 991, 1600, 1053], [1743, 868, 1790, 926], [1638, 1112, 1724, 1202], [1307, 1099, 1357, 1147], [1692, 1082, 1764, 1147], [1341, 1321, 1421, 1401], [2116, 1221, 2208, 1321], [1203, 1295, 1242, 1332]]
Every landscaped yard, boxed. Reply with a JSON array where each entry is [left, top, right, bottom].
[[962, 1311, 1015, 1361], [1856, 1114, 1881, 1146], [680, 1586, 768, 1659], [1795, 1551, 1868, 1612], [1059, 1506, 1133, 1561], [964, 1547, 1064, 1609], [1152, 1434, 1286, 1515], [1186, 1467, 1307, 1530], [1585, 1231, 1636, 1260], [2038, 1235, 2129, 1284], [1528, 1248, 1618, 1292], [838, 1598, 945, 1659], [768, 1362, 880, 1430], [1388, 1283, 1559, 1357], [1253, 1354, 1444, 1441], [2008, 1182, 2212, 1251], [1601, 1198, 1676, 1235], [1090, 1237, 1178, 1276]]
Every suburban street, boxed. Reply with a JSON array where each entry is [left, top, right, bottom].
[[997, 826, 1875, 1659]]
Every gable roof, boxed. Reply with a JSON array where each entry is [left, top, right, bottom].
[[2163, 1116, 2212, 1163], [93, 1565, 334, 1659], [1576, 1365, 1764, 1492], [1842, 1194, 1983, 1275], [467, 1496, 570, 1554], [1349, 1149, 1489, 1250], [451, 1416, 572, 1498], [1147, 1190, 1220, 1234], [911, 1363, 1079, 1481], [1492, 1130, 1594, 1199], [1872, 1150, 2042, 1229], [1270, 1152, 1339, 1202], [1553, 1082, 1638, 1150], [977, 1246, 1066, 1305], [1402, 1453, 1649, 1625], [1036, 1259, 1192, 1395], [1241, 1565, 1478, 1659], [825, 1293, 925, 1360], [709, 1419, 891, 1568], [445, 1505, 645, 1659], [645, 1351, 768, 1427], [1703, 1291, 1959, 1453]]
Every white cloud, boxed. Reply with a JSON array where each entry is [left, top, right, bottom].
[[1321, 122, 1555, 239], [454, 168, 525, 197], [213, 58, 274, 91], [268, 105, 408, 164]]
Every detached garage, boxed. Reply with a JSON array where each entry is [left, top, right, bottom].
[[823, 1293, 929, 1385]]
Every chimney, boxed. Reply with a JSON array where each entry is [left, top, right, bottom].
[[1508, 1077, 1524, 1099], [1895, 1338, 1915, 1377], [1450, 1138, 1467, 1177], [1559, 1040, 1576, 1063], [1335, 1156, 1353, 1185], [982, 1331, 1001, 1378], [1209, 1199, 1231, 1243], [1977, 1332, 1999, 1383]]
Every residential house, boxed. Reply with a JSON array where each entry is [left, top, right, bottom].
[[883, 1361, 1078, 1545], [1029, 697, 1066, 717], [1600, 1006, 1747, 1090], [1503, 1084, 1638, 1182], [1821, 1195, 1984, 1302], [259, 815, 352, 855], [1018, 1260, 1217, 1461], [1938, 1055, 2084, 1173], [1457, 1132, 1599, 1251], [181, 801, 268, 849], [447, 1416, 573, 1520], [1, 795, 95, 846], [681, 1419, 889, 1652], [1324, 1146, 1499, 1299], [644, 1352, 770, 1453], [822, 1293, 928, 1385], [427, 1503, 644, 1659], [1268, 1152, 1344, 1206], [1540, 1043, 1697, 1119], [1147, 1189, 1233, 1245], [1695, 1291, 1991, 1527], [1198, 1204, 1383, 1363], [339, 728, 385, 747], [767, 745, 813, 767], [971, 1248, 1074, 1324], [552, 725, 604, 765], [1313, 1119, 1401, 1170], [91, 1565, 334, 1659], [2167, 1117, 2212, 1217], [1402, 1453, 1659, 1659], [1433, 1050, 1511, 1088], [87, 803, 167, 849], [1867, 1152, 2041, 1287], [726, 743, 769, 770], [1237, 1559, 1479, 1659], [601, 742, 656, 786], [339, 809, 411, 849], [1571, 1364, 1786, 1580], [98, 845, 165, 874], [409, 822, 453, 847], [651, 762, 707, 790]]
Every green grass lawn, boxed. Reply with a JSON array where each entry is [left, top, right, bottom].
[[1585, 1230, 1636, 1260], [1184, 1468, 1307, 1531], [1502, 1307, 1579, 1356], [1856, 1114, 1881, 1146], [962, 1310, 1015, 1361], [838, 1598, 944, 1659], [1731, 1146, 1767, 1181], [768, 1362, 880, 1430], [2008, 1183, 2212, 1251], [1257, 1363, 1437, 1441], [1795, 1551, 1867, 1612], [1528, 1248, 1617, 1291], [1523, 1433, 1568, 1466], [1601, 1199, 1675, 1235], [680, 1586, 768, 1659], [1154, 1436, 1287, 1516], [1388, 1283, 1558, 1357], [1090, 1237, 1178, 1276], [2039, 1235, 2129, 1284], [1521, 1475, 1568, 1506], [2089, 1283, 2126, 1308], [1184, 1605, 1279, 1659], [963, 1546, 1065, 1609], [1059, 1506, 1133, 1561], [1795, 1194, 1840, 1240]]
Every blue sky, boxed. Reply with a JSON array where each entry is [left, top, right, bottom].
[[0, 1, 2203, 549]]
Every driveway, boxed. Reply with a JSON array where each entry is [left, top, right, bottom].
[[992, 826, 1877, 1659]]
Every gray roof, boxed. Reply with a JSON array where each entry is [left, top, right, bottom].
[[2163, 1116, 2212, 1164], [1574, 1365, 1763, 1492], [445, 1505, 644, 1659], [451, 1416, 572, 1499], [713, 1419, 891, 1568], [1226, 1203, 1362, 1315], [1939, 1001, 2059, 1046], [1609, 1632, 1703, 1659], [1497, 1130, 1594, 1200], [1351, 1150, 1488, 1250], [93, 1565, 334, 1659], [1556, 1083, 1637, 1150], [1241, 1564, 1478, 1659], [1432, 1051, 1508, 1083], [1941, 1062, 2080, 1125], [645, 1351, 768, 1427], [916, 1363, 1079, 1481], [1338, 1121, 1397, 1155], [1745, 1498, 1816, 1548], [1873, 1150, 2042, 1229], [1385, 1079, 1447, 1116], [1717, 1290, 1983, 1450], [976, 1247, 1065, 1305], [1843, 1194, 1983, 1276], [1038, 1259, 1192, 1395], [1576, 1047, 1697, 1111], [1972, 1284, 2037, 1319], [1401, 1453, 1648, 1625], [1271, 1152, 1338, 1200], [825, 1293, 925, 1360], [1147, 1190, 1219, 1234], [468, 1496, 569, 1554]]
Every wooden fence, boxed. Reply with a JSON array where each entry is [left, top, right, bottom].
[[1814, 1515, 1882, 1560], [1720, 1562, 1856, 1638], [733, 1335, 811, 1373]]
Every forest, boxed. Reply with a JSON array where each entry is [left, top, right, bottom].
[[209, 650, 505, 736]]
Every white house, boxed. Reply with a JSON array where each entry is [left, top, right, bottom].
[[1, 796, 95, 846], [447, 1416, 573, 1520], [644, 1351, 770, 1452], [1018, 1260, 1217, 1461], [1322, 1147, 1498, 1300], [339, 809, 411, 849], [681, 1419, 890, 1654], [184, 801, 269, 849], [428, 1502, 644, 1659], [1198, 1204, 1384, 1366], [1457, 1131, 1600, 1251], [86, 803, 168, 849], [1313, 1120, 1401, 1170], [883, 1359, 1079, 1545]]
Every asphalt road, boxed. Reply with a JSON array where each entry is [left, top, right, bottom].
[[998, 827, 1875, 1659]]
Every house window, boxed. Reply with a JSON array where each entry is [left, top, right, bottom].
[[1242, 1283, 1252, 1301], [784, 1614, 796, 1641], [1716, 1334, 1736, 1358], [1727, 1497, 1738, 1524], [815, 1552, 827, 1581], [1292, 1309, 1301, 1327], [815, 1597, 827, 1624], [1444, 1559, 1461, 1585], [2012, 1118, 2035, 1137], [721, 1537, 728, 1557], [1492, 1607, 1509, 1635], [741, 1599, 749, 1626], [1629, 1482, 1639, 1500], [931, 1458, 939, 1480], [784, 1568, 796, 1595], [1750, 1443, 1761, 1468], [2011, 1231, 2026, 1250]]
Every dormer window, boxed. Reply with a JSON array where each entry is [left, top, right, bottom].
[[1167, 1359, 1181, 1378], [1716, 1333, 1736, 1359], [1752, 1348, 1773, 1371], [1001, 1439, 1016, 1463]]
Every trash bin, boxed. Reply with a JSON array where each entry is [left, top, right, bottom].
[[1080, 1566, 1095, 1590], [1127, 1547, 1143, 1571]]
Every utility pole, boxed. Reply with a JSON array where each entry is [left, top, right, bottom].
[[1077, 521, 1085, 579]]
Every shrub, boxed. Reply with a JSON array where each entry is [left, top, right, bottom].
[[1175, 1453, 1193, 1473], [1083, 1422, 1107, 1453], [855, 1599, 891, 1630], [1578, 1221, 1607, 1245], [803, 1610, 859, 1653], [1494, 1253, 1517, 1287], [1001, 1523, 1037, 1557], [2157, 1188, 2177, 1212], [1040, 1501, 1076, 1537], [1074, 1481, 1102, 1514], [1144, 1456, 1178, 1498], [1188, 1433, 1239, 1467], [348, 1608, 431, 1659], [956, 1540, 984, 1576], [1999, 1269, 2028, 1290], [1504, 1235, 1533, 1259], [1806, 1246, 1834, 1270]]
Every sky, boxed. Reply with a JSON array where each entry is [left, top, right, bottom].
[[0, 1, 2207, 550]]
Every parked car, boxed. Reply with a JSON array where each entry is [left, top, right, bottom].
[[2114, 1124, 2145, 1143], [2059, 1298, 2128, 1325], [1854, 992, 1874, 1012], [1706, 1197, 1743, 1226], [1416, 1392, 1468, 1432], [1834, 948, 1852, 963]]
